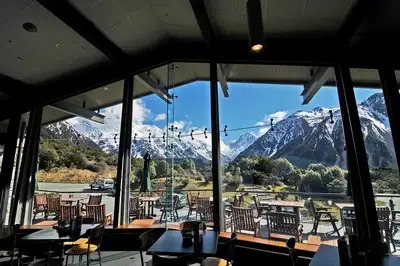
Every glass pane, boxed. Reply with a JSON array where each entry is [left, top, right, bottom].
[[219, 64, 347, 244]]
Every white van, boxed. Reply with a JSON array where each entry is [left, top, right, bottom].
[[90, 178, 114, 190]]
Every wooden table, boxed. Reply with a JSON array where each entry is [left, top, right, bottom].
[[61, 197, 86, 205], [147, 230, 218, 256], [209, 197, 228, 202], [139, 197, 160, 218], [310, 244, 400, 266], [260, 200, 305, 220]]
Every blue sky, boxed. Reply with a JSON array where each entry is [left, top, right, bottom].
[[141, 82, 380, 141]]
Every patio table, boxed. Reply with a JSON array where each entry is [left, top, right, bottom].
[[139, 196, 160, 217], [61, 196, 86, 206], [260, 200, 305, 221]]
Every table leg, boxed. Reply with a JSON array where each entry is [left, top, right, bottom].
[[147, 202, 151, 218], [151, 201, 155, 217]]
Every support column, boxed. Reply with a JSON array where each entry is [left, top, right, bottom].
[[210, 61, 222, 231], [335, 65, 380, 247], [378, 68, 400, 170], [113, 76, 134, 228], [0, 115, 21, 222], [11, 108, 42, 225]]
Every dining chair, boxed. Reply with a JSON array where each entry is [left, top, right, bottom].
[[186, 192, 197, 219], [138, 229, 166, 266], [60, 205, 81, 221], [201, 233, 237, 266], [32, 194, 48, 221], [197, 197, 213, 222], [0, 224, 20, 266], [265, 212, 303, 242], [45, 194, 61, 219], [159, 195, 180, 221], [64, 217, 96, 247], [376, 206, 394, 252], [253, 195, 270, 218], [152, 253, 189, 266], [86, 204, 113, 225], [232, 206, 260, 236], [286, 237, 298, 266], [389, 199, 400, 252], [129, 197, 142, 221], [81, 195, 102, 212], [305, 198, 340, 237], [65, 225, 104, 266]]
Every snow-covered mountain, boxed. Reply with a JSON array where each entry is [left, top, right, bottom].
[[42, 93, 396, 169], [239, 93, 396, 169]]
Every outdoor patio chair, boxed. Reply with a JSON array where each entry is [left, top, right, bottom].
[[60, 205, 81, 221], [81, 195, 102, 212], [232, 206, 260, 236], [197, 197, 214, 227], [306, 198, 340, 237], [159, 195, 180, 222], [253, 195, 270, 218], [186, 192, 198, 219], [46, 194, 61, 219], [32, 194, 48, 221], [389, 199, 400, 252], [286, 237, 298, 266], [265, 212, 303, 242], [0, 224, 20, 266], [139, 229, 166, 266], [376, 206, 394, 252], [342, 208, 356, 234], [86, 204, 113, 225], [65, 224, 104, 266], [129, 197, 142, 221]]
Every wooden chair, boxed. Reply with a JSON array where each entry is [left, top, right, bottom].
[[202, 233, 237, 266], [253, 195, 270, 218], [0, 224, 20, 266], [286, 238, 298, 266], [197, 197, 213, 224], [265, 212, 303, 242], [389, 199, 400, 252], [376, 206, 394, 252], [60, 205, 81, 221], [32, 194, 48, 221], [46, 194, 61, 219], [186, 192, 197, 219], [160, 195, 180, 222], [129, 197, 142, 221], [86, 204, 113, 225], [306, 198, 340, 237], [65, 225, 104, 266], [153, 253, 189, 266], [342, 208, 356, 234], [81, 195, 102, 212], [232, 206, 260, 236], [139, 229, 166, 266]]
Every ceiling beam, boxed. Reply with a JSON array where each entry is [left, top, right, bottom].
[[49, 100, 105, 124], [302, 67, 331, 105], [189, 0, 229, 97], [38, 0, 126, 61], [135, 72, 172, 104]]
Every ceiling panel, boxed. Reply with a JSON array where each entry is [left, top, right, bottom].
[[0, 0, 107, 84]]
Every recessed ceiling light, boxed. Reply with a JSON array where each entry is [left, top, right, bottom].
[[23, 22, 38, 33], [104, 86, 109, 91]]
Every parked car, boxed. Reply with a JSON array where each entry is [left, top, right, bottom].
[[90, 178, 114, 190], [156, 193, 187, 209]]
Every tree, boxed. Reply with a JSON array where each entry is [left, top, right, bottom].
[[327, 178, 346, 193], [149, 161, 157, 179], [255, 157, 275, 174], [39, 147, 59, 169], [181, 159, 196, 174], [156, 160, 169, 177], [67, 152, 88, 169], [272, 158, 294, 181], [300, 170, 322, 192], [287, 169, 302, 190], [237, 157, 257, 172], [307, 163, 327, 175]]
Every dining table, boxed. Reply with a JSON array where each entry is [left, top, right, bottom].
[[61, 196, 86, 205], [139, 196, 160, 217], [147, 230, 218, 256], [260, 199, 305, 221]]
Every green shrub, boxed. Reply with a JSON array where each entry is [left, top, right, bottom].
[[181, 178, 189, 187]]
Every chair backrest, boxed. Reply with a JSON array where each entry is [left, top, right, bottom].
[[218, 233, 237, 262], [34, 194, 47, 207], [233, 195, 244, 207], [286, 237, 298, 266], [129, 197, 140, 212], [186, 192, 192, 206], [305, 198, 316, 216], [139, 229, 166, 250], [173, 195, 180, 209], [88, 224, 104, 248], [265, 212, 300, 240], [232, 206, 257, 232], [376, 207, 390, 237], [389, 199, 397, 221], [152, 253, 189, 266], [197, 197, 213, 221], [88, 194, 102, 205], [46, 195, 61, 212], [0, 224, 20, 252], [60, 205, 81, 221], [86, 204, 106, 224]]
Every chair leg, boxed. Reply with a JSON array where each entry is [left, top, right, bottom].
[[98, 250, 102, 266], [314, 217, 320, 234], [329, 216, 340, 237], [140, 250, 145, 266], [186, 208, 191, 219], [175, 210, 179, 221], [65, 255, 68, 266], [87, 253, 90, 266], [390, 223, 396, 253]]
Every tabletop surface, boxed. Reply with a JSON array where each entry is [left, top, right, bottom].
[[22, 224, 99, 241], [139, 196, 160, 201], [61, 197, 86, 202], [147, 230, 218, 256], [334, 203, 355, 209], [310, 244, 400, 266], [259, 200, 305, 208]]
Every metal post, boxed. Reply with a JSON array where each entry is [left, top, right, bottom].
[[11, 108, 42, 225], [0, 115, 21, 222], [378, 68, 400, 170], [335, 65, 380, 247], [210, 60, 222, 231], [113, 76, 134, 227]]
